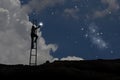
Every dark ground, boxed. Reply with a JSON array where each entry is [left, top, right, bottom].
[[1, 59, 120, 80]]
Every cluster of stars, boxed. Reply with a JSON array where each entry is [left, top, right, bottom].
[[79, 23, 108, 50], [89, 24, 108, 49]]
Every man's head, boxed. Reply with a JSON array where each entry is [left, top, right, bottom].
[[32, 25, 36, 28]]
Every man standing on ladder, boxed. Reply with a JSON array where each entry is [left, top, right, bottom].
[[31, 24, 40, 49], [30, 21, 43, 65]]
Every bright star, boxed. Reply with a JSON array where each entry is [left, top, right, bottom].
[[39, 22, 43, 27]]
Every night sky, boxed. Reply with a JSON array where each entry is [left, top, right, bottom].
[[21, 0, 120, 60]]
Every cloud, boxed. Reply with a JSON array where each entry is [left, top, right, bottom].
[[22, 0, 66, 13], [0, 0, 57, 64], [63, 8, 79, 19], [23, 0, 81, 20], [101, 0, 119, 10], [61, 56, 84, 61], [93, 0, 119, 18], [51, 56, 84, 62], [88, 23, 108, 49], [51, 58, 59, 62]]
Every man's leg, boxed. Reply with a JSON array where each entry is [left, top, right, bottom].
[[35, 35, 38, 42], [31, 37, 34, 49]]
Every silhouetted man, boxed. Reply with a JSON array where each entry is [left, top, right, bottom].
[[31, 25, 40, 48]]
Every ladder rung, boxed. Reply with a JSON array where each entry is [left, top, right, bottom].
[[31, 48, 37, 49], [31, 55, 37, 56]]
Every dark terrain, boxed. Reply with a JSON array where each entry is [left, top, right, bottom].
[[1, 59, 120, 80]]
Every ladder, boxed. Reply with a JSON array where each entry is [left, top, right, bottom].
[[29, 40, 37, 66]]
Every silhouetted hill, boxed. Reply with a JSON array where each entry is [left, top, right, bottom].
[[1, 59, 120, 80]]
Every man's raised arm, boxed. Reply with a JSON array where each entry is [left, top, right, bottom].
[[37, 25, 41, 29]]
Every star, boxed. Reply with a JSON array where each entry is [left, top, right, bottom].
[[91, 29, 96, 33], [51, 12, 55, 15], [81, 28, 84, 31], [101, 43, 108, 48], [95, 56, 98, 58], [110, 50, 114, 54], [108, 11, 112, 14], [96, 39, 101, 43], [85, 34, 88, 38], [97, 33, 100, 36], [74, 5, 78, 9], [39, 22, 43, 27], [100, 32, 103, 35]]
